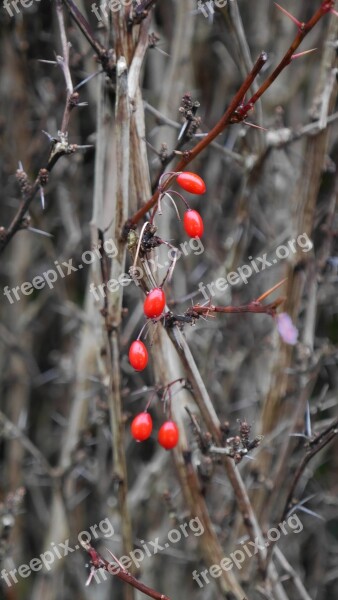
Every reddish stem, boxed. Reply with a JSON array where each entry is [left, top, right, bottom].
[[83, 542, 170, 600], [125, 52, 268, 230], [240, 0, 335, 114], [189, 298, 284, 318]]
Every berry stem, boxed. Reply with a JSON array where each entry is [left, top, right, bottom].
[[158, 171, 181, 190], [132, 220, 151, 272], [163, 190, 190, 210], [136, 321, 150, 341]]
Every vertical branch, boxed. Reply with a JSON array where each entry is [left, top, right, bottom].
[[104, 57, 134, 600], [55, 0, 75, 134]]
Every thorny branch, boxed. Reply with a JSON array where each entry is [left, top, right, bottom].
[[124, 0, 336, 232], [0, 3, 88, 254], [282, 417, 338, 521], [81, 541, 170, 600]]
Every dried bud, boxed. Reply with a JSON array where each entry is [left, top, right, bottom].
[[220, 421, 230, 435], [180, 92, 194, 114], [239, 419, 251, 448], [203, 431, 212, 445], [69, 92, 80, 108], [38, 168, 49, 187], [234, 453, 243, 464], [159, 143, 168, 163], [188, 116, 201, 137], [16, 169, 31, 196], [148, 32, 160, 48]]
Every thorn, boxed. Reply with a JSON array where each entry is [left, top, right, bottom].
[[73, 70, 104, 91], [18, 161, 24, 171], [28, 227, 53, 238], [177, 121, 189, 141], [200, 298, 212, 307], [42, 130, 57, 143], [291, 48, 317, 60], [85, 568, 96, 586], [152, 46, 170, 57], [296, 505, 325, 521], [40, 186, 45, 211], [76, 144, 94, 150], [274, 3, 302, 28], [243, 120, 269, 132], [255, 277, 288, 303], [38, 59, 58, 65], [305, 401, 312, 438], [104, 547, 127, 572]]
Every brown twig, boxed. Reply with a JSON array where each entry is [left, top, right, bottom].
[[281, 417, 338, 521], [128, 0, 157, 27], [187, 298, 284, 318], [61, 0, 110, 66], [81, 541, 171, 600], [56, 0, 77, 133], [0, 139, 85, 254]]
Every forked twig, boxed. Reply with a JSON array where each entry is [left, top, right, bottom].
[[81, 541, 170, 600]]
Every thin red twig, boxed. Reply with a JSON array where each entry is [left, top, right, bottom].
[[81, 541, 170, 600]]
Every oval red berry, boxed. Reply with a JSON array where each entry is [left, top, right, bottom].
[[176, 172, 206, 195], [131, 412, 153, 442], [129, 340, 148, 371], [143, 288, 166, 319], [183, 209, 204, 238], [158, 421, 179, 450]]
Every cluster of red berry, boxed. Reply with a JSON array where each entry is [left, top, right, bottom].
[[128, 172, 206, 450], [176, 172, 205, 238], [131, 412, 179, 450]]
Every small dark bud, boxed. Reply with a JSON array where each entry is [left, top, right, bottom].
[[38, 168, 49, 187]]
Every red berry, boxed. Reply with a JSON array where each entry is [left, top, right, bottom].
[[176, 172, 206, 195], [158, 421, 179, 450], [131, 412, 153, 442], [143, 288, 166, 319], [183, 209, 204, 238], [129, 340, 148, 371]]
